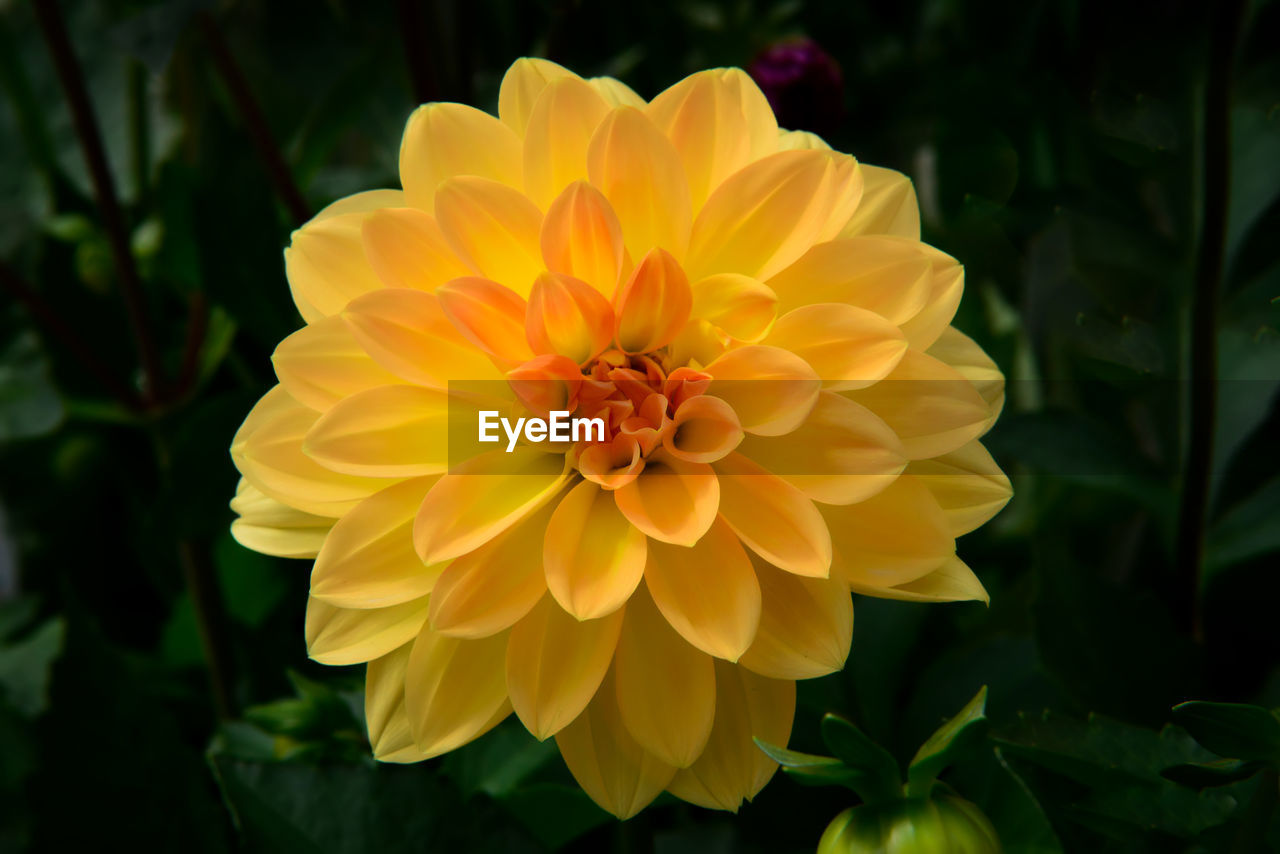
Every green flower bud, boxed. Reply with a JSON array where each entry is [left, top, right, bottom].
[[818, 794, 1001, 854]]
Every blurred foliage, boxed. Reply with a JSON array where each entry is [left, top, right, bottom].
[[1, 0, 1279, 851]]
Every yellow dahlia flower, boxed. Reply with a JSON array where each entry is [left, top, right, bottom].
[[229, 57, 1011, 818]]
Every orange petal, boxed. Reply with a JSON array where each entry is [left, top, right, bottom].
[[587, 107, 691, 261], [739, 559, 852, 679], [578, 433, 645, 490], [614, 453, 719, 546], [272, 314, 402, 412], [845, 349, 991, 460], [764, 303, 908, 391], [544, 480, 647, 620], [540, 181, 629, 297], [686, 149, 858, 282], [310, 476, 442, 608], [435, 276, 534, 364], [526, 271, 614, 364], [665, 661, 794, 811], [362, 207, 473, 291], [231, 386, 393, 517], [303, 385, 453, 477], [689, 273, 778, 342], [644, 518, 760, 660], [736, 392, 907, 505], [434, 177, 544, 294], [898, 244, 965, 349], [644, 69, 752, 211], [498, 57, 578, 136], [305, 596, 429, 666], [839, 164, 921, 240], [523, 77, 611, 208], [714, 68, 779, 161], [713, 452, 832, 578], [413, 448, 567, 563], [614, 585, 716, 767], [823, 476, 955, 589], [704, 345, 820, 436], [403, 625, 511, 756], [556, 669, 677, 819], [426, 499, 554, 639], [342, 288, 502, 387], [399, 103, 522, 210], [663, 394, 744, 463], [506, 596, 624, 739], [906, 440, 1011, 536], [767, 236, 934, 323], [613, 248, 692, 354]]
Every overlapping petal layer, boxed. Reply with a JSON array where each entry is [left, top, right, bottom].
[[230, 57, 1009, 819]]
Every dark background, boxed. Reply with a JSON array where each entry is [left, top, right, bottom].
[[1, 0, 1278, 851]]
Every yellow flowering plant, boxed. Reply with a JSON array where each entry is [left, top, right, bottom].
[[229, 57, 1010, 818]]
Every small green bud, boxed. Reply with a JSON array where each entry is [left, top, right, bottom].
[[818, 794, 1000, 854]]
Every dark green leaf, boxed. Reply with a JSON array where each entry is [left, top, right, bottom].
[[0, 333, 64, 442], [0, 617, 66, 718], [1171, 701, 1280, 764], [1161, 758, 1267, 788]]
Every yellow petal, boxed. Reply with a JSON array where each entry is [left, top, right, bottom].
[[498, 57, 578, 136], [399, 103, 522, 210], [310, 476, 442, 608], [342, 288, 502, 387], [587, 107, 691, 261], [839, 164, 921, 240], [435, 276, 534, 363], [230, 479, 334, 559], [540, 181, 629, 297], [927, 327, 1006, 425], [645, 69, 752, 211], [523, 77, 611, 208], [818, 154, 865, 243], [413, 448, 568, 563], [898, 244, 964, 349], [365, 645, 431, 763], [231, 386, 393, 517], [705, 345, 820, 436], [506, 596, 624, 739], [613, 248, 692, 354], [689, 273, 778, 342], [614, 453, 719, 546], [853, 555, 989, 604], [403, 625, 510, 756], [312, 189, 406, 221], [305, 595, 430, 666], [906, 441, 1011, 536], [588, 76, 647, 110], [544, 480, 647, 620], [845, 349, 991, 460], [686, 150, 856, 282], [427, 499, 554, 638], [739, 559, 852, 679], [434, 177, 544, 294], [713, 452, 832, 578], [764, 303, 908, 391], [663, 394, 744, 464], [556, 669, 677, 819], [614, 585, 715, 767], [823, 476, 955, 589], [767, 236, 934, 323], [666, 661, 794, 811], [644, 518, 760, 660], [736, 392, 907, 505], [362, 207, 473, 291], [303, 385, 453, 477], [776, 129, 830, 151], [285, 209, 383, 322], [526, 271, 615, 364], [272, 315, 403, 412]]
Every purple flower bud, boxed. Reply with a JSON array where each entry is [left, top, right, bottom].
[[748, 37, 845, 135]]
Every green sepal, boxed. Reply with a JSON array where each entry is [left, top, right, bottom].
[[907, 686, 989, 797], [819, 714, 903, 802]]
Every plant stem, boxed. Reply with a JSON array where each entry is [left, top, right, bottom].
[[32, 0, 163, 404], [0, 260, 144, 411], [178, 538, 235, 720], [1174, 0, 1245, 639], [198, 12, 311, 226]]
